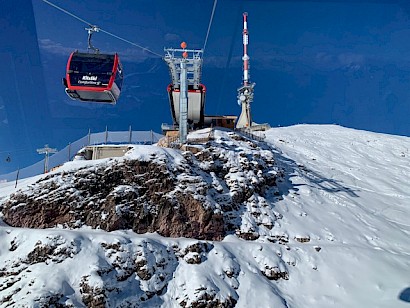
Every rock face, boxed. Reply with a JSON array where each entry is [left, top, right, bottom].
[[2, 160, 224, 240], [2, 130, 283, 241], [0, 230, 290, 307], [0, 130, 294, 307]]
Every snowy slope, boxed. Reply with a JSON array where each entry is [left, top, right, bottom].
[[264, 124, 410, 307], [0, 124, 409, 307]]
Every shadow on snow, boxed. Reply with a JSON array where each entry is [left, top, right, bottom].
[[260, 141, 359, 198]]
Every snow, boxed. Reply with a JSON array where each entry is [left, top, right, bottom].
[[264, 124, 410, 307], [0, 124, 409, 307]]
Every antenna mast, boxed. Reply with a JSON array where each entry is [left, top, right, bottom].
[[236, 12, 255, 129]]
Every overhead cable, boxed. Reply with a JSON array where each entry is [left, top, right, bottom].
[[203, 0, 218, 54], [99, 28, 163, 57], [41, 0, 162, 58], [42, 0, 94, 27]]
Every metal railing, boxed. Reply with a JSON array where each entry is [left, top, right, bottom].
[[0, 130, 163, 182], [235, 127, 266, 142]]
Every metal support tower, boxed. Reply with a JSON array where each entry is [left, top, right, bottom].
[[179, 57, 188, 143], [236, 12, 255, 129], [37, 144, 57, 173], [164, 43, 203, 144], [164, 46, 203, 90]]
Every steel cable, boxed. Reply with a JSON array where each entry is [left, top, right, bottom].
[[41, 0, 162, 58], [202, 0, 218, 54]]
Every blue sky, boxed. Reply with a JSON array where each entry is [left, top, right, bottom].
[[1, 0, 410, 173]]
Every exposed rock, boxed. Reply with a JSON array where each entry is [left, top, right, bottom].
[[189, 295, 237, 308], [1, 131, 283, 242], [9, 238, 18, 251], [262, 266, 289, 281], [80, 276, 106, 308], [0, 130, 296, 307], [236, 231, 260, 241], [179, 285, 238, 308], [179, 242, 214, 264], [2, 160, 224, 240], [24, 236, 78, 265], [295, 236, 310, 243], [36, 293, 70, 308], [267, 234, 289, 244], [135, 259, 151, 280]]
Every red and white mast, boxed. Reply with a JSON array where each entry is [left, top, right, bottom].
[[236, 12, 255, 129], [242, 12, 250, 86]]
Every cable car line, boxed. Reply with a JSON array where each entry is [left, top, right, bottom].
[[42, 0, 219, 108], [42, 0, 93, 28], [43, 0, 217, 58], [203, 0, 218, 55], [41, 0, 162, 58], [98, 28, 162, 58]]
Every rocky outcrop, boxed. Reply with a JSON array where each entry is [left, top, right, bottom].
[[2, 131, 283, 241], [0, 128, 290, 307], [2, 159, 224, 240]]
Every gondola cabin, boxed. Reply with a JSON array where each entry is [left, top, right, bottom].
[[63, 52, 123, 104]]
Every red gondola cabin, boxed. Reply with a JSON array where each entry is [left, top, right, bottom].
[[63, 51, 123, 104]]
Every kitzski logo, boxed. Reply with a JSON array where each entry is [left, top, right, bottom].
[[82, 76, 98, 81]]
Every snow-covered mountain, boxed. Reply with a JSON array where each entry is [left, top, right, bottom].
[[0, 125, 409, 307]]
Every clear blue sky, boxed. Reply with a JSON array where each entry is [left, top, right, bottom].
[[1, 0, 410, 173]]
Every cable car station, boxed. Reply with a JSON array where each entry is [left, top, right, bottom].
[[45, 0, 269, 148]]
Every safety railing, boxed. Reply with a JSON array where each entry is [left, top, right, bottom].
[[0, 130, 163, 182]]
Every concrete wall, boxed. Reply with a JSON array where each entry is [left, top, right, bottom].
[[85, 146, 131, 160]]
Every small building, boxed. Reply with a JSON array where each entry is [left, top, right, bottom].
[[162, 115, 237, 138], [204, 115, 237, 129], [75, 145, 132, 161]]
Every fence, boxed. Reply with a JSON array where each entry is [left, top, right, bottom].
[[235, 127, 266, 142], [0, 130, 163, 182]]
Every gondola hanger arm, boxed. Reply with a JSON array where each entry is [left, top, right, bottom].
[[85, 25, 100, 53]]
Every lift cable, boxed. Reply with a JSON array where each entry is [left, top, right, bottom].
[[98, 28, 162, 58], [202, 0, 218, 55], [42, 0, 92, 27], [41, 0, 163, 58]]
